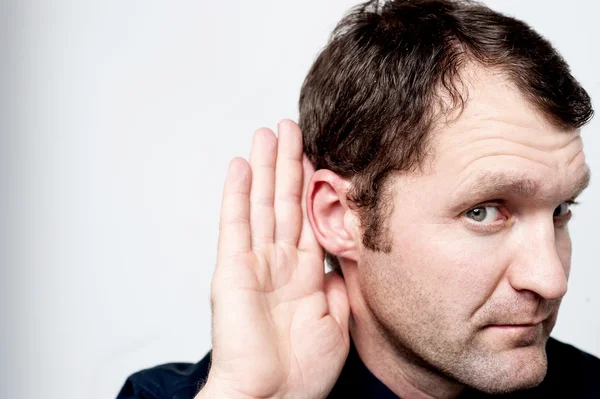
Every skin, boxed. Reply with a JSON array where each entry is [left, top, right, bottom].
[[331, 66, 590, 397], [197, 67, 589, 399], [197, 121, 351, 399]]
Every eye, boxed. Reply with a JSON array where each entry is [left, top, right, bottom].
[[553, 202, 572, 218], [465, 206, 501, 223]]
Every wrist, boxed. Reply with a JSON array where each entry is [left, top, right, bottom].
[[195, 380, 271, 399]]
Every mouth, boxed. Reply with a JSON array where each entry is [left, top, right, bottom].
[[481, 322, 545, 346], [483, 314, 551, 329], [485, 324, 540, 330], [486, 322, 541, 328], [484, 316, 549, 329]]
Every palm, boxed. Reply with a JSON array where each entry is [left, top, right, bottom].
[[203, 120, 350, 399]]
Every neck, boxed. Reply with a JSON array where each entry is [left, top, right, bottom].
[[345, 271, 465, 399]]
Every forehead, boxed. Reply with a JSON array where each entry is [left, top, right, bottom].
[[431, 66, 576, 154], [424, 66, 587, 195]]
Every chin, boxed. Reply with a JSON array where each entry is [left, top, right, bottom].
[[457, 345, 549, 395]]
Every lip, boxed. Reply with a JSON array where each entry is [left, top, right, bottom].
[[486, 324, 539, 329], [484, 317, 548, 328], [482, 323, 543, 344], [484, 321, 545, 339]]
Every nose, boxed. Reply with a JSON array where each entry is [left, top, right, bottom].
[[507, 219, 569, 301]]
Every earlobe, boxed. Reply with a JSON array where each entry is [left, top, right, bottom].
[[307, 170, 359, 262]]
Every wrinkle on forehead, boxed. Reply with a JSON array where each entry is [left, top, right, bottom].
[[448, 166, 591, 212], [410, 65, 593, 210], [445, 131, 584, 172], [423, 66, 586, 176]]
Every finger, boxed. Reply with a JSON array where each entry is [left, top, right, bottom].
[[298, 155, 323, 255], [274, 119, 304, 246], [249, 128, 277, 249], [324, 271, 350, 344], [216, 157, 252, 264]]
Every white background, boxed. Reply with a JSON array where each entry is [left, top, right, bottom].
[[2, 1, 599, 398]]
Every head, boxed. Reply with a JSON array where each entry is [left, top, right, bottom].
[[300, 0, 593, 395]]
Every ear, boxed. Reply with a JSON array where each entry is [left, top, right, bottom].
[[307, 169, 360, 262]]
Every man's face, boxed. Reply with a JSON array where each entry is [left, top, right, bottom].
[[350, 67, 590, 393]]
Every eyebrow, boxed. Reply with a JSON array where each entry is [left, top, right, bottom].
[[451, 167, 591, 210]]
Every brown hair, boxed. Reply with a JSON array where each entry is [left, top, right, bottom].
[[298, 0, 593, 270]]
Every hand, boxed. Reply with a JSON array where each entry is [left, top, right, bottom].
[[197, 120, 350, 399]]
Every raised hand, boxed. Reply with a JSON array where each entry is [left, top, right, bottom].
[[197, 120, 350, 399]]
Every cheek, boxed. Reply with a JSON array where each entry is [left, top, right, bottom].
[[555, 228, 572, 278], [390, 222, 511, 318]]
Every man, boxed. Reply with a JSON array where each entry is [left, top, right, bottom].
[[118, 0, 599, 398]]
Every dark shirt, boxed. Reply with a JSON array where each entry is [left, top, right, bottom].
[[117, 337, 600, 398]]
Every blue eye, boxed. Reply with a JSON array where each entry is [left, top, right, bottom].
[[553, 202, 571, 217], [466, 206, 500, 223]]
